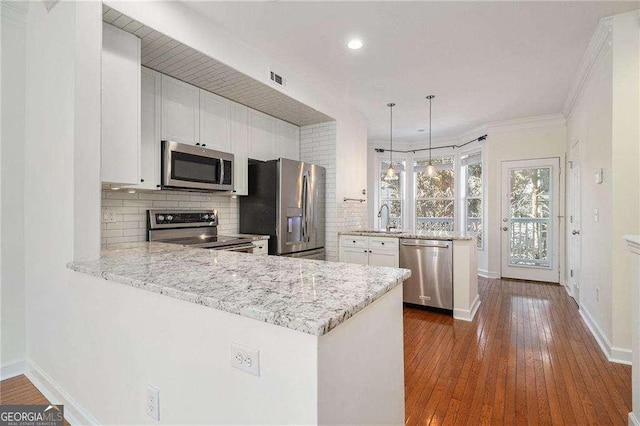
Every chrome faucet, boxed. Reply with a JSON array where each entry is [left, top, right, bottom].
[[377, 203, 397, 232]]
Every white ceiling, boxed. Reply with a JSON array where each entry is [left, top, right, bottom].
[[182, 1, 639, 141]]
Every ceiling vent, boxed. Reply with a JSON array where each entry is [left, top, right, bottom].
[[269, 71, 286, 87]]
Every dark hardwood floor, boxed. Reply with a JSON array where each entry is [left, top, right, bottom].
[[404, 277, 632, 425], [0, 375, 71, 425]]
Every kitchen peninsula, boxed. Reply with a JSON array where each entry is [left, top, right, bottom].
[[67, 242, 410, 424]]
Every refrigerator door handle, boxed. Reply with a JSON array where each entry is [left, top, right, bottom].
[[301, 174, 308, 241]]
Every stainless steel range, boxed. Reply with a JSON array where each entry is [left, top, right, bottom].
[[147, 210, 255, 253]]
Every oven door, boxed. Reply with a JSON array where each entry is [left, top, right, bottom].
[[213, 243, 255, 254], [162, 140, 233, 191]]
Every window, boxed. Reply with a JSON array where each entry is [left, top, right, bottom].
[[462, 152, 483, 249], [414, 157, 455, 232], [378, 159, 405, 229]]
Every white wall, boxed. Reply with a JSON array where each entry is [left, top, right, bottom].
[[610, 10, 639, 355], [567, 42, 614, 344], [23, 0, 102, 395], [565, 11, 639, 363], [1, 1, 28, 367]]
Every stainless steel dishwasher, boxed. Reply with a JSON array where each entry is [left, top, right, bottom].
[[399, 239, 453, 310]]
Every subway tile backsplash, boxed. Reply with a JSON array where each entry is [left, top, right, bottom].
[[101, 189, 238, 246]]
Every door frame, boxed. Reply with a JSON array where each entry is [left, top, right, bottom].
[[566, 141, 581, 303], [500, 157, 561, 283]]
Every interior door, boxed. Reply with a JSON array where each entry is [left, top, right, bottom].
[[567, 152, 581, 302], [501, 158, 560, 282]]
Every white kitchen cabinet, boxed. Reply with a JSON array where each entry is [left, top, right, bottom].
[[161, 74, 200, 145], [252, 241, 268, 255], [101, 23, 141, 185], [276, 119, 300, 161], [248, 109, 277, 161], [134, 67, 162, 190], [199, 90, 231, 152], [230, 103, 249, 196], [339, 235, 399, 267], [340, 246, 370, 265]]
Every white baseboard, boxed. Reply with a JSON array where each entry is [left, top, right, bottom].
[[1, 359, 25, 380], [579, 307, 632, 365], [454, 295, 481, 322], [629, 412, 640, 426], [478, 269, 500, 279], [25, 359, 100, 425]]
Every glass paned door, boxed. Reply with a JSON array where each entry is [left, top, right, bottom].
[[501, 158, 560, 282]]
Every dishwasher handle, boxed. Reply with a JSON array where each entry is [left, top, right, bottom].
[[401, 241, 450, 249]]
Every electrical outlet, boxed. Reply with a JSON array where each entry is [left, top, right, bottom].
[[231, 343, 260, 377], [102, 208, 117, 223], [596, 287, 600, 303], [147, 385, 160, 421]]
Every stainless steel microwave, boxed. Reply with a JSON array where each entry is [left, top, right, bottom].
[[161, 140, 234, 191]]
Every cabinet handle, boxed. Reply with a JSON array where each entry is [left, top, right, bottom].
[[353, 240, 356, 243], [381, 242, 385, 245], [369, 250, 372, 253], [363, 250, 367, 253], [140, 178, 145, 183], [202, 144, 206, 147], [196, 143, 201, 146]]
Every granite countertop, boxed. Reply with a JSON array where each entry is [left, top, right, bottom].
[[67, 242, 410, 336], [339, 229, 475, 241]]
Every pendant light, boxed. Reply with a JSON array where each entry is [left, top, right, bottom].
[[426, 95, 436, 177], [384, 103, 398, 181]]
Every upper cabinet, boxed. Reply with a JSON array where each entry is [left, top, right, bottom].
[[137, 67, 162, 190], [277, 120, 300, 161], [230, 104, 249, 196], [248, 109, 278, 161], [199, 91, 231, 152], [101, 23, 141, 185], [161, 75, 200, 145]]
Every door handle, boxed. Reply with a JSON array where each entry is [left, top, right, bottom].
[[502, 227, 508, 231], [572, 230, 580, 235]]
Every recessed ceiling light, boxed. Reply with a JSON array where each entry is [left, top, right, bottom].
[[347, 39, 363, 50]]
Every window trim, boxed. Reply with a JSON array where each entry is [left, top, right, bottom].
[[460, 149, 484, 250]]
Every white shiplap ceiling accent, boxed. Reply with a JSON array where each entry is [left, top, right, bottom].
[[102, 5, 333, 127]]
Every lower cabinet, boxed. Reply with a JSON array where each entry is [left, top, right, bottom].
[[339, 235, 399, 267]]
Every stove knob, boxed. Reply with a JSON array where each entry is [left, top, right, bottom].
[[166, 215, 173, 221], [203, 214, 209, 220], [157, 215, 165, 221]]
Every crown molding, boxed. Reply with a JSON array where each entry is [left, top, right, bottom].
[[562, 16, 614, 118], [369, 112, 566, 151], [1, 1, 29, 24]]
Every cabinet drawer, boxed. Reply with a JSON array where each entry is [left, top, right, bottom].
[[253, 242, 268, 255], [340, 236, 368, 248], [369, 237, 399, 250]]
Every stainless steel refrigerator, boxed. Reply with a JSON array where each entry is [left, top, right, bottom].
[[240, 158, 326, 260]]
